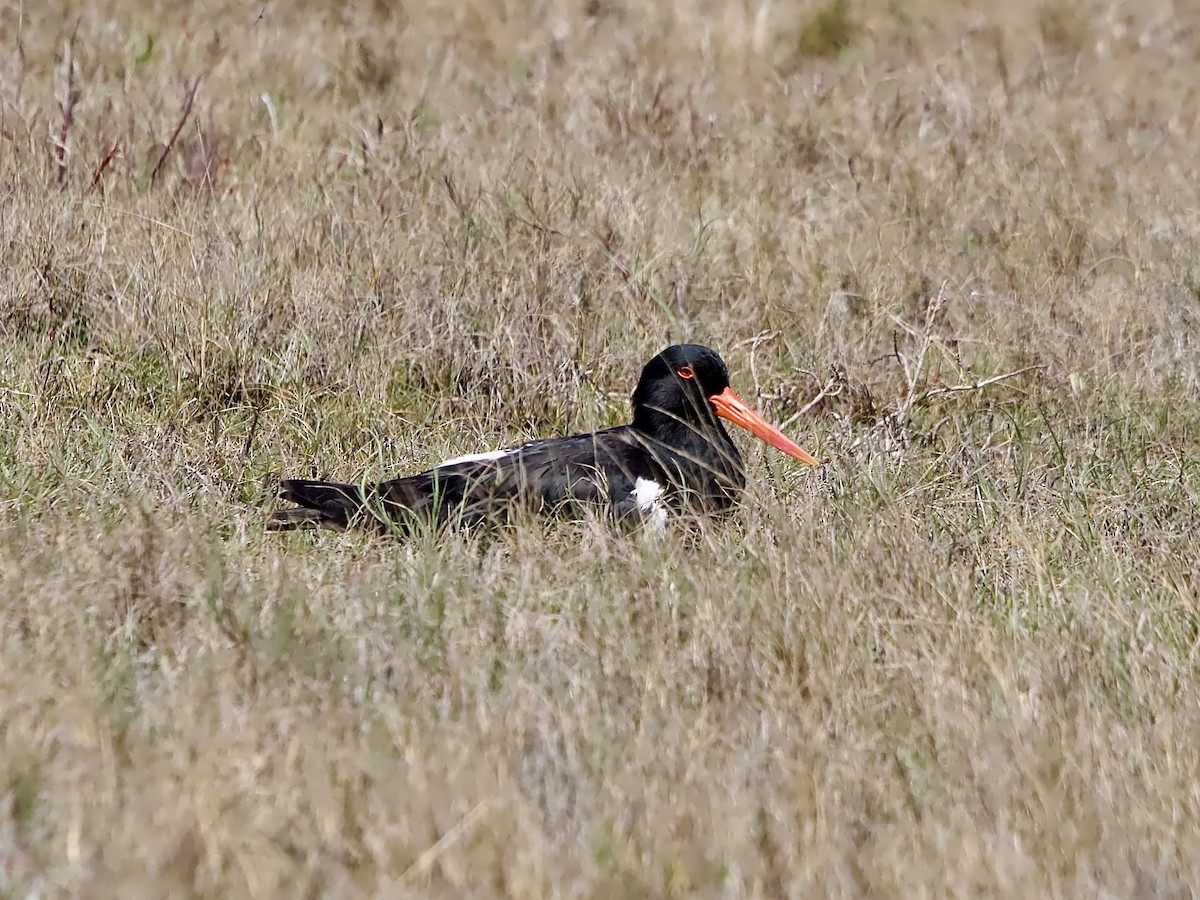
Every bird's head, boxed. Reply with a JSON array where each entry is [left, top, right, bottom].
[[631, 344, 819, 465]]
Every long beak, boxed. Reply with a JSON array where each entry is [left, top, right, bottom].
[[709, 387, 820, 466]]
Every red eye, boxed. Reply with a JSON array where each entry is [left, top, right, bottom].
[[677, 365, 695, 380]]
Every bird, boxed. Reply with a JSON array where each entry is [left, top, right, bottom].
[[269, 344, 819, 534]]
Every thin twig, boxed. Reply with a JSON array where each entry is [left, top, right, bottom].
[[892, 329, 911, 390], [79, 201, 196, 237], [599, 231, 632, 282], [151, 78, 199, 185], [895, 282, 947, 423], [85, 140, 122, 196], [782, 367, 845, 429], [730, 331, 778, 351], [1080, 255, 1135, 281], [740, 331, 777, 400], [242, 401, 263, 461], [918, 364, 1046, 400], [397, 801, 490, 885]]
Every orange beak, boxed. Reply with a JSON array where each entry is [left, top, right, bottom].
[[709, 387, 820, 466]]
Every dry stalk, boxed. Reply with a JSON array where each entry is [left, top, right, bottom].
[[150, 78, 200, 185], [892, 281, 948, 425], [852, 286, 1047, 454], [919, 365, 1047, 401], [53, 27, 79, 187], [598, 229, 647, 306], [397, 801, 490, 885], [781, 366, 846, 429], [85, 140, 122, 196], [737, 330, 778, 398]]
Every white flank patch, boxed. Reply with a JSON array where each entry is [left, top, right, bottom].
[[632, 477, 668, 537], [438, 448, 514, 468]]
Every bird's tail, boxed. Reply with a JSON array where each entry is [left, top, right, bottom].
[[268, 479, 367, 531]]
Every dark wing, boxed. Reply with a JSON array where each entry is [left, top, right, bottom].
[[371, 425, 666, 529]]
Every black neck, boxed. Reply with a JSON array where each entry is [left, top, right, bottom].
[[632, 406, 746, 507]]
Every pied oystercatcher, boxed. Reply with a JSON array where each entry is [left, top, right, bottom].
[[269, 344, 818, 533]]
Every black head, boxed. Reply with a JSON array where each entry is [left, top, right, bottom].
[[631, 343, 821, 467], [631, 344, 730, 433]]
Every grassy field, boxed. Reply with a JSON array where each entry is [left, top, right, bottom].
[[3, 0, 1200, 895]]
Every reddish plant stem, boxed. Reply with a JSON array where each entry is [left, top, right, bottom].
[[151, 78, 200, 185]]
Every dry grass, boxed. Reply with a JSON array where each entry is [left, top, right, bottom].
[[3, 0, 1200, 895]]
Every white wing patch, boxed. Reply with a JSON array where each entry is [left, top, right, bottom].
[[632, 477, 668, 536], [437, 448, 514, 468]]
